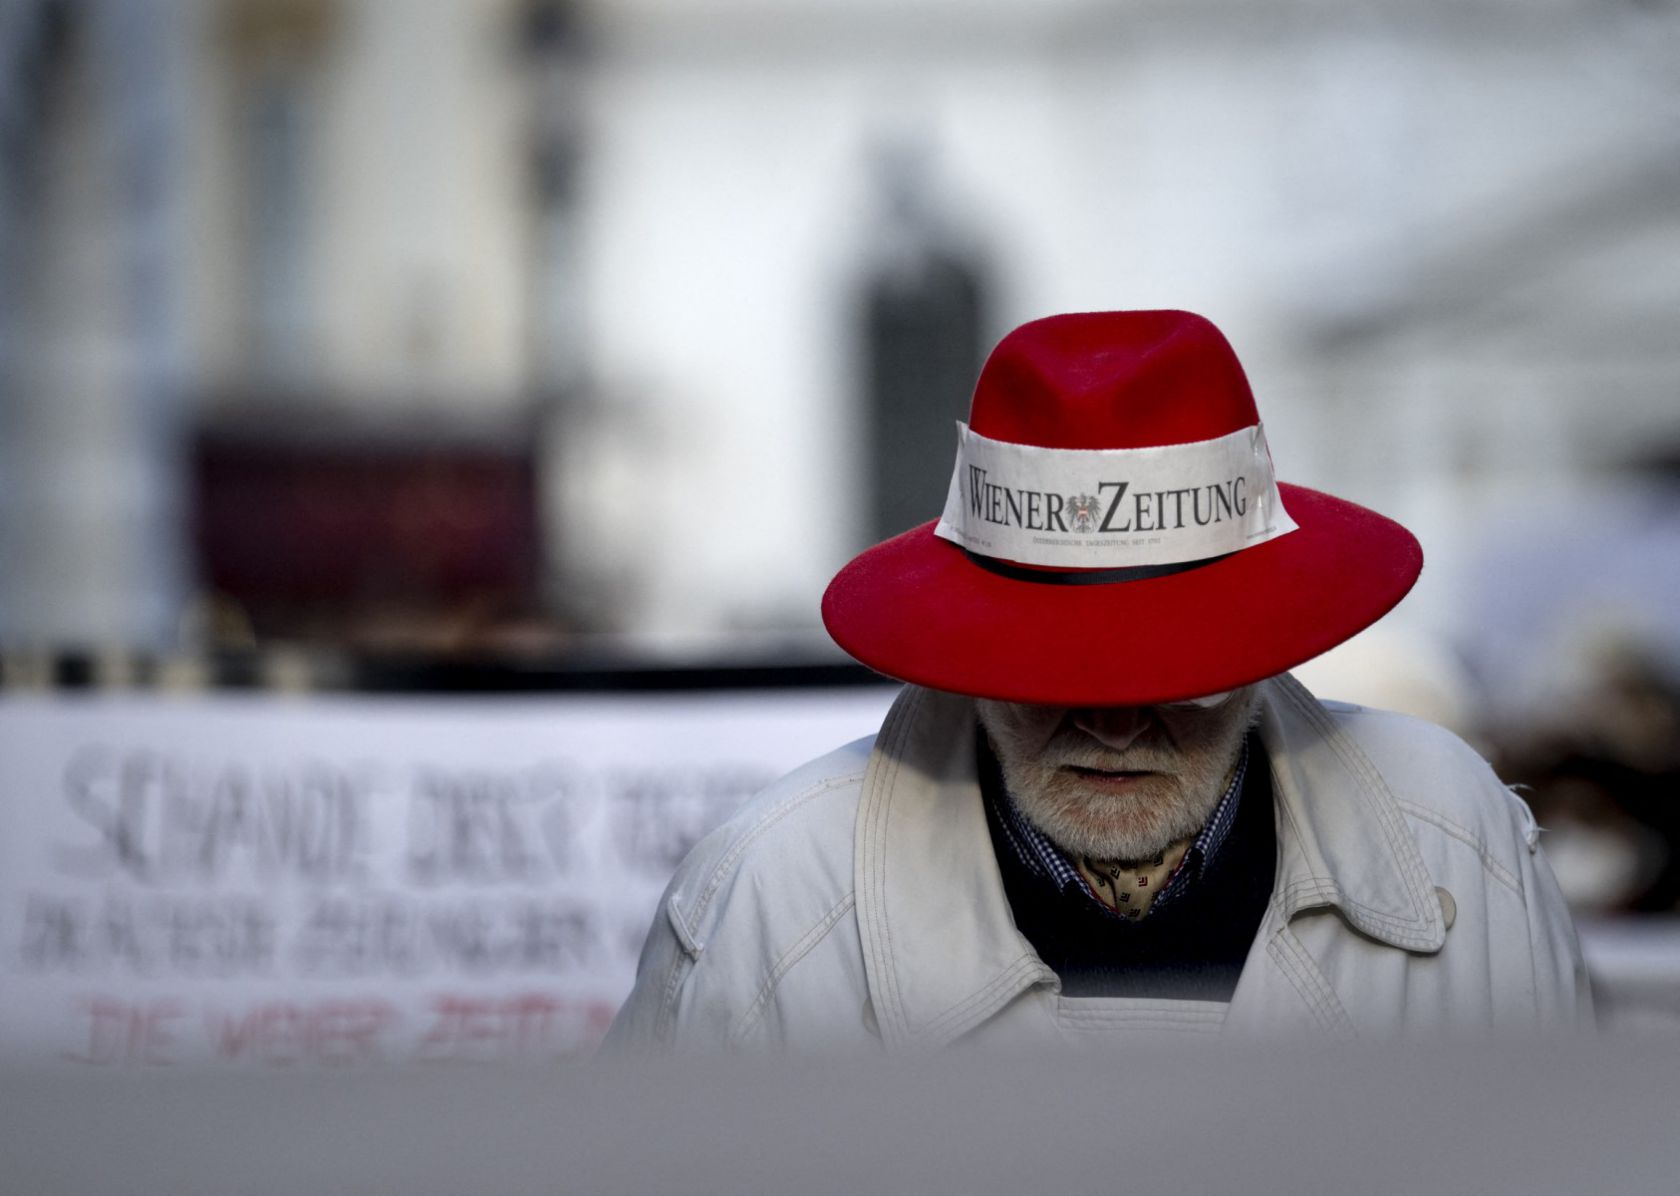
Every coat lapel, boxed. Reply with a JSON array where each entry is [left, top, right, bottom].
[[854, 687, 1055, 1049], [1225, 675, 1446, 1039], [1258, 674, 1445, 953]]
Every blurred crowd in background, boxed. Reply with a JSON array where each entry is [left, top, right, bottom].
[[1, 0, 1678, 918]]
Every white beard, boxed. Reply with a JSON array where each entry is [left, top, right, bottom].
[[978, 693, 1257, 864]]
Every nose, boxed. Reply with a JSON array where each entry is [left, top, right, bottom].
[[1070, 706, 1151, 752]]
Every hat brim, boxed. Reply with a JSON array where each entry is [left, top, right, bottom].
[[821, 483, 1422, 706]]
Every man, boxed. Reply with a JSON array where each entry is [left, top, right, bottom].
[[606, 310, 1591, 1051]]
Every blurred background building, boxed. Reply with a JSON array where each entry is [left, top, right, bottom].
[[0, 0, 1678, 1051]]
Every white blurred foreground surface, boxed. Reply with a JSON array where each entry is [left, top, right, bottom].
[[1, 1040, 1677, 1194]]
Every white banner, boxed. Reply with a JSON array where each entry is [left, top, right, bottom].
[[0, 688, 898, 1068], [934, 422, 1295, 568]]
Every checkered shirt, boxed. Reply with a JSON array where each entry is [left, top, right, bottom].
[[985, 736, 1251, 919]]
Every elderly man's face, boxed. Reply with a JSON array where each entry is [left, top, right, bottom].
[[977, 688, 1259, 863]]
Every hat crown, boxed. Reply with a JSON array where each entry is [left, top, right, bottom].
[[968, 310, 1260, 450]]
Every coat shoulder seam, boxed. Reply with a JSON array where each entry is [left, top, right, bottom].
[[1396, 797, 1523, 897], [687, 771, 865, 929], [725, 891, 858, 1048]]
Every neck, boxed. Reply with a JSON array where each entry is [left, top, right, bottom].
[[1074, 838, 1193, 920]]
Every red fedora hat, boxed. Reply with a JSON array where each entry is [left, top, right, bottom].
[[822, 310, 1422, 706]]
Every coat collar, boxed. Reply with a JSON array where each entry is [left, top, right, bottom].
[[854, 676, 1445, 1049], [1256, 673, 1446, 952]]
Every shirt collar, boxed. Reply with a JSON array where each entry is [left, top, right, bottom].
[[981, 734, 1251, 917]]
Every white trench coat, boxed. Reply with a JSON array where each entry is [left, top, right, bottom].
[[605, 675, 1592, 1052]]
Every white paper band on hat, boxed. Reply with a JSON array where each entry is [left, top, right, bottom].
[[933, 422, 1296, 569]]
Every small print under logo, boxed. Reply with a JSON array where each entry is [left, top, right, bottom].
[[1066, 493, 1100, 533]]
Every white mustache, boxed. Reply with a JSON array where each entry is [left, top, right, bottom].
[[1041, 735, 1181, 774]]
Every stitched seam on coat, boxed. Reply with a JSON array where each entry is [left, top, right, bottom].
[[1278, 876, 1341, 915], [1396, 798, 1523, 897], [922, 954, 1048, 1042], [866, 702, 907, 1034], [726, 891, 857, 1050], [664, 893, 701, 961], [1267, 756, 1343, 921], [930, 956, 1042, 1035], [1266, 934, 1329, 1032], [1276, 873, 1438, 947], [1269, 927, 1355, 1039], [1280, 876, 1444, 956], [655, 949, 697, 1045], [1268, 751, 1312, 919], [863, 688, 921, 1043], [1277, 927, 1354, 1036], [1056, 1006, 1227, 1028], [1285, 681, 1436, 910], [1278, 678, 1439, 942], [688, 772, 864, 928]]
